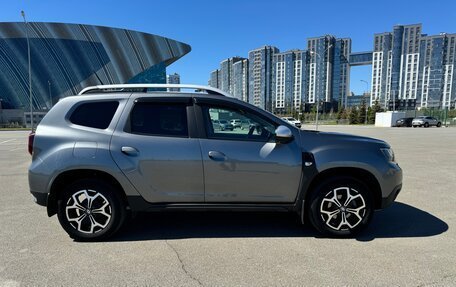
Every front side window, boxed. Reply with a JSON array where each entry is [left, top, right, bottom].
[[202, 105, 276, 142], [128, 102, 188, 137]]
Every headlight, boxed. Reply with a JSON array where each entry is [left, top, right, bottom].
[[381, 148, 395, 162]]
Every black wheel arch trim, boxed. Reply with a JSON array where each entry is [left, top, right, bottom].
[[296, 164, 384, 224], [46, 169, 129, 217]]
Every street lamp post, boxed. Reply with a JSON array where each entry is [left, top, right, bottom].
[[21, 10, 33, 131], [360, 80, 369, 124], [310, 44, 332, 131]]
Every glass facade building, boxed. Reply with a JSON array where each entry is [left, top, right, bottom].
[[331, 38, 351, 108], [0, 22, 191, 110], [418, 34, 456, 108]]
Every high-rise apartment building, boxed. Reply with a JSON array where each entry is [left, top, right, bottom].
[[166, 73, 180, 91], [418, 33, 456, 108], [248, 46, 279, 111], [272, 50, 309, 112], [371, 32, 392, 106], [371, 24, 422, 108], [232, 59, 249, 102], [220, 57, 244, 93], [209, 69, 221, 89], [307, 36, 351, 107], [332, 38, 351, 107], [208, 23, 455, 112]]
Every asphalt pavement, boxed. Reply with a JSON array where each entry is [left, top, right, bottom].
[[0, 127, 455, 286]]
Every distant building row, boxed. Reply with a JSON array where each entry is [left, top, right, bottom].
[[209, 24, 456, 112], [208, 38, 350, 113]]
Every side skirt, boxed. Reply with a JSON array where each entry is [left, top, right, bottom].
[[126, 196, 296, 213]]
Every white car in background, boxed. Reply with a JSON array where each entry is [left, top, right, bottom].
[[412, 116, 441, 128], [282, 117, 302, 128]]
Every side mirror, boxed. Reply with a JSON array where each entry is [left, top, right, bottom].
[[275, 125, 293, 144]]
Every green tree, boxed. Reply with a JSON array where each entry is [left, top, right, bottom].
[[367, 100, 383, 124], [337, 107, 345, 120], [358, 99, 367, 124], [341, 108, 348, 120], [311, 103, 317, 114], [349, 108, 359, 124], [367, 107, 375, 124]]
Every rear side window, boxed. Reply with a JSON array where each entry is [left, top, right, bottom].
[[128, 102, 188, 137], [69, 101, 119, 129]]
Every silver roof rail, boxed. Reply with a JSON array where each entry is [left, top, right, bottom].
[[78, 84, 232, 97]]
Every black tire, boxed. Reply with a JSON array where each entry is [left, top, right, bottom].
[[307, 177, 374, 237], [437, 122, 442, 127], [424, 122, 429, 128], [57, 179, 127, 241]]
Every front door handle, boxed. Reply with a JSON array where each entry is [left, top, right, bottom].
[[208, 151, 227, 161], [121, 146, 139, 156]]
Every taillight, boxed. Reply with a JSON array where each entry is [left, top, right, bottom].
[[28, 132, 35, 155]]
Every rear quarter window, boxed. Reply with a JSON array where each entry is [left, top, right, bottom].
[[69, 101, 119, 129]]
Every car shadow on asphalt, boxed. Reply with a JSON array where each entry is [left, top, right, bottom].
[[107, 202, 448, 242], [355, 202, 449, 242]]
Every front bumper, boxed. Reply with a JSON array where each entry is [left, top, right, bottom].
[[31, 191, 48, 207], [381, 184, 402, 208]]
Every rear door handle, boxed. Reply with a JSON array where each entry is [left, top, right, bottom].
[[208, 151, 227, 161], [121, 146, 139, 156]]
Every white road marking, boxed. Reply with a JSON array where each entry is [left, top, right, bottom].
[[9, 147, 24, 152], [0, 139, 16, 145]]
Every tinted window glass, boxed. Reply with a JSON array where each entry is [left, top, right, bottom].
[[70, 101, 119, 129], [129, 102, 188, 137]]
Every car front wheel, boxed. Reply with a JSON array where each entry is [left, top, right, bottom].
[[57, 179, 127, 241], [308, 177, 373, 237]]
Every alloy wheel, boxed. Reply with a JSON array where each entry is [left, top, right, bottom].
[[320, 187, 366, 231], [65, 189, 112, 234]]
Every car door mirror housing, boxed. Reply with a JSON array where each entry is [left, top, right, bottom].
[[275, 125, 294, 144]]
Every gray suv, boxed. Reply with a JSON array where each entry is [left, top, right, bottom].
[[28, 84, 402, 241]]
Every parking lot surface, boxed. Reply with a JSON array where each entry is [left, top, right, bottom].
[[0, 127, 455, 286]]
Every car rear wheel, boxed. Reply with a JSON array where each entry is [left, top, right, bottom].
[[57, 179, 127, 241], [424, 122, 429, 128], [308, 177, 373, 237]]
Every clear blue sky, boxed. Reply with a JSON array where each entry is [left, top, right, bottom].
[[2, 0, 455, 94]]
